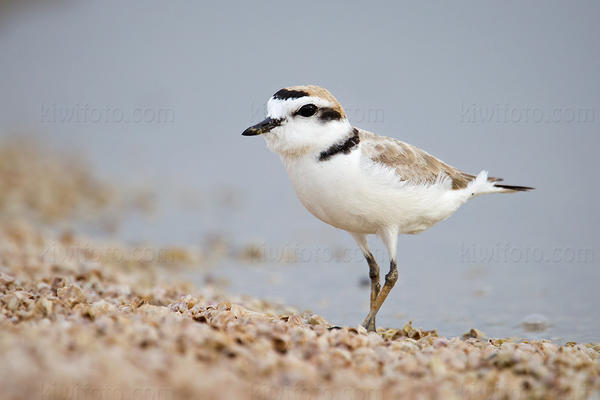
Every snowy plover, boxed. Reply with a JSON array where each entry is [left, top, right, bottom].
[[243, 85, 532, 331]]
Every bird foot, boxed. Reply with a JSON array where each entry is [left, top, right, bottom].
[[362, 317, 376, 332]]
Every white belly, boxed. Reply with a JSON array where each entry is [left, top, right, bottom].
[[283, 152, 468, 235]]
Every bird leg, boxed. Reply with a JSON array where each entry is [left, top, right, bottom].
[[362, 259, 398, 331], [364, 252, 381, 332]]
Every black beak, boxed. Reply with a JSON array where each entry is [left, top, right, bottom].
[[242, 117, 282, 136]]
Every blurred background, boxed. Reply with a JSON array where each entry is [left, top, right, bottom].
[[1, 0, 598, 341]]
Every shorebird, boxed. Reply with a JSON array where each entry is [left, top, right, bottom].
[[242, 85, 532, 331]]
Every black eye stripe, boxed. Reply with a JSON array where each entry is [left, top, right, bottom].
[[319, 108, 342, 121]]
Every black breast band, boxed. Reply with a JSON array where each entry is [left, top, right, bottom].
[[318, 128, 360, 161]]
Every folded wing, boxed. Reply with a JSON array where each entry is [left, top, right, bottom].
[[358, 128, 532, 191]]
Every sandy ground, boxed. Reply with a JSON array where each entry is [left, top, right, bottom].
[[0, 139, 598, 400]]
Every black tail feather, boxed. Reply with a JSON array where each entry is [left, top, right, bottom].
[[494, 184, 534, 192]]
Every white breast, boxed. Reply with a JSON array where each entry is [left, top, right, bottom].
[[282, 148, 470, 235]]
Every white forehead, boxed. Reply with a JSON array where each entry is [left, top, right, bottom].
[[266, 96, 334, 119]]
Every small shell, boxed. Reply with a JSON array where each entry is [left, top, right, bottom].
[[89, 300, 117, 318], [56, 284, 86, 305]]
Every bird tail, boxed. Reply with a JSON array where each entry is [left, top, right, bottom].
[[467, 170, 534, 196], [492, 183, 534, 192]]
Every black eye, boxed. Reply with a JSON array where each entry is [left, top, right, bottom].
[[297, 104, 318, 117]]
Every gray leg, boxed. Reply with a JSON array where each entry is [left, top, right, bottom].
[[361, 227, 399, 332], [364, 252, 381, 331], [350, 233, 381, 332], [362, 259, 398, 330]]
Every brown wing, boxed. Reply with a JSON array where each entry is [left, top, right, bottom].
[[358, 128, 501, 189]]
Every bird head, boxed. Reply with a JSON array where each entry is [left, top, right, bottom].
[[243, 85, 352, 158]]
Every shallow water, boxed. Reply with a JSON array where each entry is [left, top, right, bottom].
[[184, 260, 599, 343], [114, 188, 599, 343]]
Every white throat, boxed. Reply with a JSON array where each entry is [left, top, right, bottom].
[[263, 119, 353, 160]]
